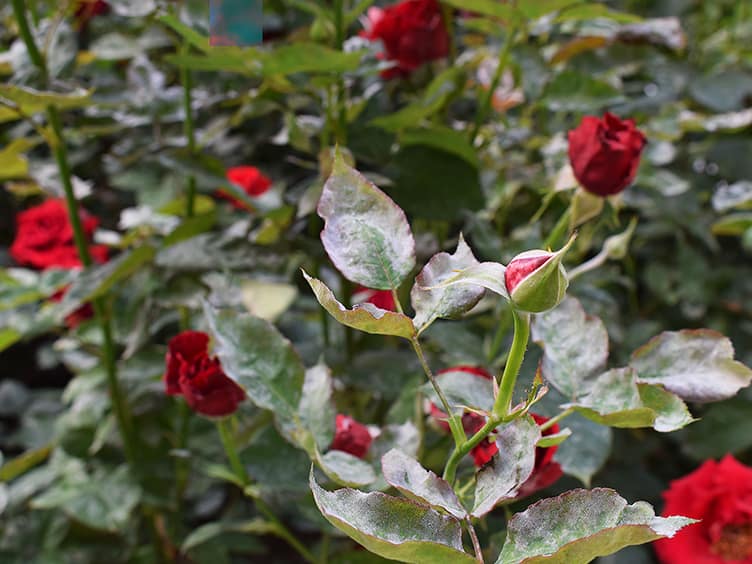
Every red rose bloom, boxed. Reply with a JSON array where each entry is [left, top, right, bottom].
[[654, 455, 752, 564], [352, 285, 396, 311], [330, 414, 372, 459], [217, 166, 272, 209], [164, 330, 246, 417], [74, 0, 109, 29], [567, 112, 646, 197], [361, 0, 450, 79], [10, 199, 108, 270]]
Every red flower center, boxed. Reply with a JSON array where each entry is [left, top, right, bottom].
[[710, 522, 752, 561]]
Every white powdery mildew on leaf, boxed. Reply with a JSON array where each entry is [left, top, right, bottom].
[[318, 153, 415, 290]]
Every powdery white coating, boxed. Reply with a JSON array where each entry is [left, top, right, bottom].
[[318, 154, 416, 290], [411, 234, 485, 331], [630, 329, 752, 403]]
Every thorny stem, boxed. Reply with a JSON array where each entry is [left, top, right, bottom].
[[493, 310, 530, 417], [410, 336, 466, 447], [217, 419, 319, 564], [469, 20, 519, 144]]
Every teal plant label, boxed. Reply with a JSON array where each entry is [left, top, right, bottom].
[[210, 0, 262, 46]]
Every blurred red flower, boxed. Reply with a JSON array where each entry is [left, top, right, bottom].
[[352, 285, 396, 311], [217, 166, 272, 209], [654, 455, 752, 564], [330, 414, 372, 459]]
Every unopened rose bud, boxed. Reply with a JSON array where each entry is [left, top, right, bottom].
[[504, 238, 574, 313]]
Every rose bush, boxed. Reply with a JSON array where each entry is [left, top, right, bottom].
[[1, 0, 752, 563]]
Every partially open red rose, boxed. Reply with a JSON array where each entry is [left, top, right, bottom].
[[568, 112, 646, 197], [654, 455, 752, 564], [164, 330, 246, 417], [361, 0, 450, 79], [217, 166, 272, 210], [352, 285, 396, 311], [11, 199, 108, 270], [330, 414, 372, 459]]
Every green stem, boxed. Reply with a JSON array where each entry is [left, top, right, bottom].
[[469, 21, 518, 144], [442, 414, 499, 484], [539, 407, 574, 431], [11, 0, 47, 78], [544, 206, 571, 250], [180, 45, 197, 218], [216, 419, 319, 564], [410, 337, 466, 447], [333, 0, 348, 144], [493, 310, 530, 417], [466, 517, 484, 563]]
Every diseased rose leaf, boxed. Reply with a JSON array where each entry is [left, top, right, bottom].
[[318, 152, 415, 290], [417, 261, 508, 299], [472, 416, 540, 518], [381, 449, 466, 519], [568, 368, 695, 432], [318, 450, 376, 488], [298, 363, 336, 452], [496, 489, 696, 564], [303, 271, 416, 339], [532, 297, 609, 400], [368, 422, 421, 492], [537, 428, 572, 448], [410, 234, 485, 333], [310, 471, 476, 564], [203, 304, 304, 427], [420, 369, 495, 413], [630, 329, 752, 403], [553, 412, 611, 486]]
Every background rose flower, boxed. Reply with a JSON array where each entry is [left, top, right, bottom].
[[50, 288, 94, 329], [352, 285, 396, 311], [568, 112, 646, 196], [74, 0, 109, 30], [330, 414, 372, 458], [654, 455, 752, 564], [217, 166, 272, 209], [164, 330, 246, 417], [361, 0, 449, 79], [10, 199, 108, 270]]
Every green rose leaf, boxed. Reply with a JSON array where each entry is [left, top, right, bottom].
[[318, 450, 377, 488], [0, 85, 91, 123], [553, 412, 611, 486], [58, 245, 156, 317], [629, 329, 752, 403], [537, 428, 572, 448], [421, 369, 495, 413], [496, 488, 696, 564], [381, 449, 467, 519], [310, 471, 476, 564], [568, 368, 695, 432], [203, 304, 304, 427], [303, 271, 416, 339], [298, 363, 336, 453], [472, 416, 540, 518], [368, 422, 421, 491], [531, 297, 609, 400], [318, 152, 416, 290], [410, 235, 485, 333]]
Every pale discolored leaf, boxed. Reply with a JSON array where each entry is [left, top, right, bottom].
[[496, 489, 695, 564], [318, 450, 377, 488], [310, 471, 476, 564], [629, 329, 752, 403], [472, 416, 540, 518], [318, 152, 415, 290], [569, 368, 694, 432], [411, 235, 485, 332], [417, 261, 508, 300], [299, 363, 336, 452], [303, 271, 416, 339], [532, 297, 609, 400], [421, 369, 495, 413], [381, 449, 466, 519], [553, 413, 611, 486]]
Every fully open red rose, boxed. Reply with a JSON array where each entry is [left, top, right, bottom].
[[567, 112, 646, 197], [654, 455, 752, 564], [352, 285, 396, 311], [164, 330, 246, 417], [217, 166, 272, 210], [330, 414, 372, 459], [11, 199, 108, 270], [361, 0, 450, 79]]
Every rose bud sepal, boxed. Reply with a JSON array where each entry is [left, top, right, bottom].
[[504, 236, 575, 313]]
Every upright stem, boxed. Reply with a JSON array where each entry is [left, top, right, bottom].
[[11, 0, 46, 78], [493, 310, 530, 417], [216, 419, 319, 564], [333, 0, 348, 144], [544, 206, 571, 250], [180, 44, 197, 218], [410, 337, 466, 447], [469, 21, 518, 144]]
